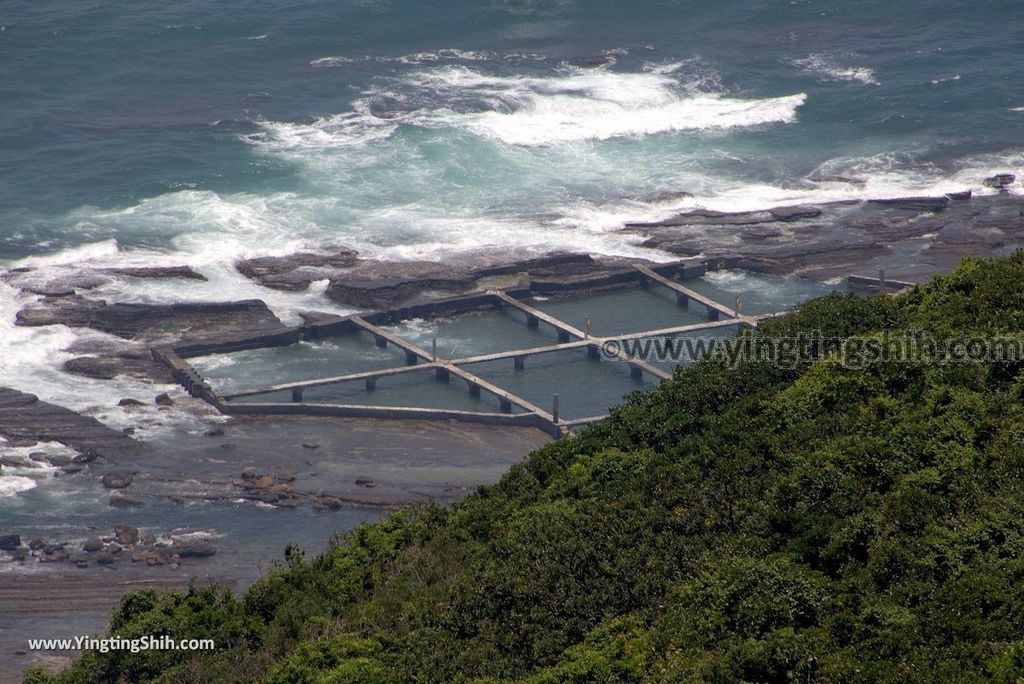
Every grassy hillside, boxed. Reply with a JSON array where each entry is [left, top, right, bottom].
[[29, 252, 1024, 683]]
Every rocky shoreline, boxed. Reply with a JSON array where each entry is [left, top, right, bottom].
[[3, 183, 1023, 515], [2, 180, 1023, 678]]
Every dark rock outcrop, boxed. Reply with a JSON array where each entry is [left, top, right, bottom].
[[627, 191, 1024, 281], [16, 299, 284, 342], [236, 250, 359, 291], [945, 190, 972, 201], [109, 493, 143, 509], [101, 471, 134, 490], [173, 542, 217, 558], [0, 388, 145, 460], [867, 196, 951, 212], [984, 173, 1016, 190], [103, 266, 206, 280], [114, 524, 139, 545], [769, 205, 824, 222], [22, 274, 110, 297], [0, 534, 22, 550], [65, 354, 174, 383], [324, 254, 597, 309]]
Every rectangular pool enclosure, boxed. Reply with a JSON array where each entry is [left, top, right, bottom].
[[153, 257, 848, 438]]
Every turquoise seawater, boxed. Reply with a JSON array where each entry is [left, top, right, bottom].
[[2, 0, 1023, 262], [1, 0, 1024, 422]]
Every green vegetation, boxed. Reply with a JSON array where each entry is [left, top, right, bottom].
[[28, 252, 1024, 683]]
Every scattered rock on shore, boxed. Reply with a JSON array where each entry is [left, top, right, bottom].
[[109, 493, 143, 509], [103, 266, 206, 281], [0, 534, 22, 550], [65, 354, 174, 382], [868, 196, 951, 212], [114, 524, 139, 546], [0, 387, 145, 460], [173, 542, 217, 558], [235, 250, 359, 291], [984, 173, 1016, 190], [102, 471, 134, 490]]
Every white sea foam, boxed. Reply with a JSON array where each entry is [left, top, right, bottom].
[[790, 54, 878, 85], [6, 61, 1021, 435], [465, 91, 807, 146], [310, 49, 546, 68], [274, 65, 806, 147], [0, 475, 37, 497]]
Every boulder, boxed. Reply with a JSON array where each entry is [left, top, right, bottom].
[[40, 546, 69, 563], [102, 471, 134, 490], [0, 534, 22, 550], [82, 538, 103, 553], [27, 538, 45, 551], [109, 494, 143, 509], [205, 427, 225, 437], [173, 542, 217, 558], [984, 173, 1016, 190], [354, 476, 376, 488], [241, 467, 258, 480], [117, 398, 145, 407], [154, 393, 174, 406], [114, 524, 139, 546], [72, 451, 99, 464], [95, 552, 117, 565]]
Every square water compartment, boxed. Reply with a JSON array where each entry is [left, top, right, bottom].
[[465, 349, 656, 421], [685, 270, 836, 316], [231, 367, 510, 413], [191, 331, 408, 394], [381, 308, 559, 360], [530, 288, 711, 337]]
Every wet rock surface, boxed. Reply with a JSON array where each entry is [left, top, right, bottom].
[[628, 190, 1024, 281], [235, 250, 359, 290], [0, 525, 216, 571], [102, 265, 206, 280], [323, 253, 599, 308], [15, 299, 285, 342], [64, 353, 173, 383], [0, 387, 145, 460]]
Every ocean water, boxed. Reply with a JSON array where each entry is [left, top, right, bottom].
[[2, 2, 1024, 456]]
